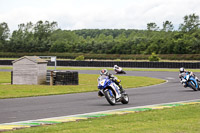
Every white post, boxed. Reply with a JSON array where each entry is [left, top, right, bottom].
[[51, 56, 57, 71]]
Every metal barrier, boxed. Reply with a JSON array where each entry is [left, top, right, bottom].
[[1, 60, 200, 68]]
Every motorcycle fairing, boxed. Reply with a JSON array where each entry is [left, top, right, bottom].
[[98, 76, 121, 99], [182, 72, 198, 89]]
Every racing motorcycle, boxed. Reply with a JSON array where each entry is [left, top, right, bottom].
[[97, 75, 129, 105], [113, 66, 126, 74], [180, 72, 200, 91]]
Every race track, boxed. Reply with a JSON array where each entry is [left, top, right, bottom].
[[0, 70, 200, 124]]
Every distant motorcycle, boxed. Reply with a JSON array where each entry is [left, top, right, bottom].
[[180, 72, 200, 91], [97, 75, 129, 105], [113, 66, 126, 74]]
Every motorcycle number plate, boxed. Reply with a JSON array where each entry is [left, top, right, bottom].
[[100, 81, 104, 85]]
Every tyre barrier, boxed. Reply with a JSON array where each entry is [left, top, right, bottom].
[[1, 60, 200, 68], [55, 71, 78, 85], [46, 70, 78, 85], [46, 70, 52, 85], [53, 60, 200, 68], [0, 60, 12, 65]]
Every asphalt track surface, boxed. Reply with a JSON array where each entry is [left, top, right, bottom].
[[0, 69, 200, 124]]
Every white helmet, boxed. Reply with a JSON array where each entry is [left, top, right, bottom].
[[180, 67, 184, 73], [114, 65, 118, 69]]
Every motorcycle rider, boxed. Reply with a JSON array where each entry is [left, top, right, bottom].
[[114, 65, 120, 70], [179, 67, 199, 87], [98, 69, 125, 97], [114, 65, 121, 72]]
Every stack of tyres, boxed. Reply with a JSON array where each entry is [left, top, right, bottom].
[[55, 71, 78, 85], [46, 70, 51, 85], [71, 72, 79, 85], [46, 70, 56, 85]]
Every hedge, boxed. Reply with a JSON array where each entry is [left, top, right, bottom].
[[0, 52, 200, 60]]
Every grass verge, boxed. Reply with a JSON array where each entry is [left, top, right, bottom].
[[7, 104, 200, 133], [0, 72, 164, 99]]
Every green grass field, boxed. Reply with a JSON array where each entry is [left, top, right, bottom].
[[6, 104, 200, 133], [0, 72, 164, 99]]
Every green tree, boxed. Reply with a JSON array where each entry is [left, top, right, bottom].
[[149, 52, 160, 61], [75, 55, 84, 60], [147, 22, 159, 31], [33, 20, 58, 52], [0, 22, 10, 51], [2, 15, 200, 55], [9, 21, 57, 52], [179, 13, 200, 32], [50, 29, 79, 52], [162, 21, 174, 32], [146, 43, 159, 54]]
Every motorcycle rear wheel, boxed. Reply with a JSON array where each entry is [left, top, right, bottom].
[[121, 94, 129, 104], [122, 70, 126, 74]]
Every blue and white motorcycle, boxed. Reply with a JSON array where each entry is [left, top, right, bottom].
[[97, 75, 129, 105], [180, 72, 200, 91]]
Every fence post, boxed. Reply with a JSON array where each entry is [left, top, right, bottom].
[[11, 71, 13, 85], [50, 71, 54, 86]]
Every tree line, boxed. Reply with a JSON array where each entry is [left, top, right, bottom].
[[0, 13, 200, 55]]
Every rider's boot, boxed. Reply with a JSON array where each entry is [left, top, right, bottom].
[[119, 85, 125, 94]]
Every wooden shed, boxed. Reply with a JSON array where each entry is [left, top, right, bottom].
[[12, 56, 48, 85]]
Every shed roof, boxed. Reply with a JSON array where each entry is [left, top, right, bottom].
[[12, 56, 48, 64]]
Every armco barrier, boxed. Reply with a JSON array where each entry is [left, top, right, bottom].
[[1, 60, 200, 68], [51, 60, 200, 68], [0, 60, 13, 65]]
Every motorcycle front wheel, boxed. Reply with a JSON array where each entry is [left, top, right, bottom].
[[188, 81, 197, 91], [104, 89, 116, 105]]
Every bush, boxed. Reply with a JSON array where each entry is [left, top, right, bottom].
[[149, 53, 160, 62], [75, 55, 85, 61]]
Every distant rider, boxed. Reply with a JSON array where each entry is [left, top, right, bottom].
[[179, 67, 199, 87], [98, 69, 125, 97], [113, 65, 121, 72]]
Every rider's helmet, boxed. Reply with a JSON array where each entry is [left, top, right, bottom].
[[114, 65, 118, 69], [100, 69, 108, 76], [180, 67, 185, 73]]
